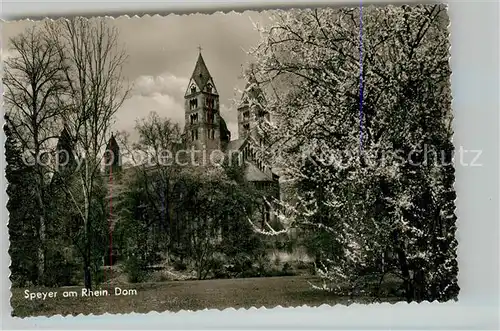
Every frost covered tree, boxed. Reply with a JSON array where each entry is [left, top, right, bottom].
[[245, 4, 458, 302]]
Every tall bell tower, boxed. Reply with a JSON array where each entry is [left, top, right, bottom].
[[237, 69, 269, 141], [184, 48, 222, 159]]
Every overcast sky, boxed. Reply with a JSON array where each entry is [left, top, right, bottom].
[[2, 12, 273, 140]]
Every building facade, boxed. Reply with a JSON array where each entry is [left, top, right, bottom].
[[181, 51, 278, 187], [178, 51, 281, 228]]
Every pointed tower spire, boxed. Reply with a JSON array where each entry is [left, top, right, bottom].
[[190, 51, 212, 91], [237, 63, 267, 140], [184, 50, 222, 160], [56, 125, 75, 172], [240, 63, 262, 106], [105, 132, 121, 174]]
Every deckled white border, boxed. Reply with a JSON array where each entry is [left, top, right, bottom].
[[1, 0, 499, 329]]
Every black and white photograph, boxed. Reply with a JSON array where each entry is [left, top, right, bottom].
[[3, 3, 459, 317]]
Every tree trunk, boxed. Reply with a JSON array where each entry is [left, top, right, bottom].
[[83, 226, 92, 290], [413, 268, 425, 302], [83, 221, 92, 290], [392, 229, 414, 302], [35, 177, 46, 285], [166, 178, 171, 230], [83, 177, 92, 290], [37, 214, 45, 284], [83, 261, 92, 290], [196, 260, 202, 280], [397, 247, 413, 302]]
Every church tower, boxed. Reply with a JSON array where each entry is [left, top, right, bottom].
[[237, 71, 269, 141], [56, 126, 75, 173], [105, 133, 121, 175], [184, 50, 227, 159]]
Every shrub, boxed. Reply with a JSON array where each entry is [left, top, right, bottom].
[[124, 255, 148, 283], [92, 268, 106, 286], [43, 250, 79, 286], [172, 260, 187, 271], [232, 254, 253, 274], [273, 253, 281, 266], [255, 254, 271, 276], [296, 260, 310, 270], [282, 262, 292, 274]]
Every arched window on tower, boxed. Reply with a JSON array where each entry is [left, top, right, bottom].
[[190, 98, 198, 110], [258, 109, 269, 121], [190, 113, 198, 124], [207, 107, 215, 124], [191, 129, 198, 141], [206, 83, 213, 93], [191, 84, 196, 95], [206, 97, 214, 109]]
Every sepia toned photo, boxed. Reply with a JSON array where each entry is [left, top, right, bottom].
[[3, 3, 459, 318]]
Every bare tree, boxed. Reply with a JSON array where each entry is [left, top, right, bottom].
[[4, 25, 68, 284], [46, 17, 130, 290]]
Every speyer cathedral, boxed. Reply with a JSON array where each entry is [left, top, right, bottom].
[[102, 50, 281, 227]]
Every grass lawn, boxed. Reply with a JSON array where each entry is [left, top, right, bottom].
[[11, 276, 401, 317]]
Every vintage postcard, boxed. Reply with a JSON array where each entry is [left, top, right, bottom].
[[3, 3, 458, 318]]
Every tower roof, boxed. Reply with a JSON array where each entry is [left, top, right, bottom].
[[190, 52, 212, 90], [57, 127, 73, 151], [107, 134, 119, 151], [239, 76, 264, 108]]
